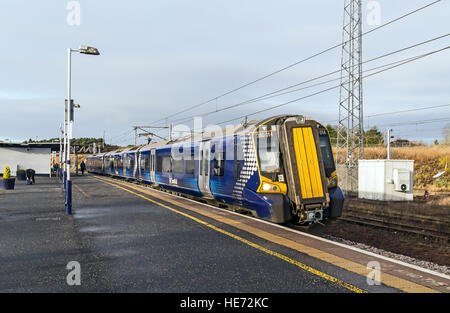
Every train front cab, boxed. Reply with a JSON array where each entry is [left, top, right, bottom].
[[253, 116, 344, 224]]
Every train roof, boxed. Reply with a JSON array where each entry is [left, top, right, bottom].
[[89, 114, 323, 157], [139, 123, 247, 150], [152, 114, 291, 148]]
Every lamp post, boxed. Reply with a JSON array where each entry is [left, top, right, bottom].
[[65, 45, 100, 215], [59, 123, 63, 180], [387, 128, 393, 160]]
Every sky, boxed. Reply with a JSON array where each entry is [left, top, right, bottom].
[[1, 0, 449, 145]]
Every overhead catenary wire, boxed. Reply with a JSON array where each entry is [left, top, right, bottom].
[[160, 34, 449, 126], [325, 103, 450, 125], [213, 46, 449, 126], [388, 130, 448, 141], [114, 128, 169, 146], [113, 46, 448, 145], [374, 116, 450, 128], [108, 129, 133, 140], [148, 0, 443, 125], [395, 127, 449, 133], [393, 128, 448, 135], [166, 35, 449, 125], [108, 129, 134, 145], [367, 104, 450, 118]]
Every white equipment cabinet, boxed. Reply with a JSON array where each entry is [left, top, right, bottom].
[[358, 160, 414, 201]]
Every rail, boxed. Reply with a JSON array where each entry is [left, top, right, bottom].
[[340, 206, 450, 242]]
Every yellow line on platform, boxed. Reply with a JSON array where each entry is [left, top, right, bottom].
[[93, 176, 366, 293], [73, 183, 91, 198], [93, 176, 438, 293]]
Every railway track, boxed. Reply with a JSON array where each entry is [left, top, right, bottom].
[[340, 208, 450, 242]]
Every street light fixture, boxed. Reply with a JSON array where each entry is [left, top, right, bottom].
[[79, 45, 100, 55], [64, 45, 100, 215]]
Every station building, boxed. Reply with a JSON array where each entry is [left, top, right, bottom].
[[0, 142, 60, 176]]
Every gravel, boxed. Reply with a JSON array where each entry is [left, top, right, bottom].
[[322, 234, 450, 275]]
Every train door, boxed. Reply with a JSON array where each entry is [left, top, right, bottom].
[[109, 155, 114, 174], [198, 141, 213, 198], [114, 155, 120, 176], [150, 149, 156, 183], [122, 154, 126, 176], [137, 151, 142, 180], [233, 135, 241, 184], [133, 152, 138, 179]]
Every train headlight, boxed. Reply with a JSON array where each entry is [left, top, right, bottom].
[[262, 183, 279, 192], [258, 178, 287, 194]]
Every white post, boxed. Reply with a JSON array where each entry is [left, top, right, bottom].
[[51, 151, 55, 177], [66, 48, 72, 214], [387, 128, 391, 160], [64, 45, 99, 214]]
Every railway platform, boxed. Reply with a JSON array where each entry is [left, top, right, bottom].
[[0, 175, 448, 293]]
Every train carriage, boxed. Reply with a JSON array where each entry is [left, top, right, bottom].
[[87, 115, 344, 224]]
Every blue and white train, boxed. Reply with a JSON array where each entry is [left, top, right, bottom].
[[87, 115, 344, 224]]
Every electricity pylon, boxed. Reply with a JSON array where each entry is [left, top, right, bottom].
[[336, 0, 364, 195]]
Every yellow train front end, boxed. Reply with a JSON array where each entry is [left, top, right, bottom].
[[253, 115, 344, 224]]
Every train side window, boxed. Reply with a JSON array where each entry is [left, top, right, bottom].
[[213, 151, 225, 177], [145, 155, 150, 171], [185, 153, 195, 175], [162, 156, 171, 173], [156, 156, 163, 172], [129, 156, 134, 170], [140, 154, 145, 170], [319, 130, 336, 177], [173, 157, 184, 174]]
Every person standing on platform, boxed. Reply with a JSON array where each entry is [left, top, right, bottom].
[[80, 161, 86, 176]]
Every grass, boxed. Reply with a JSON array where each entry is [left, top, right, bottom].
[[363, 145, 450, 163]]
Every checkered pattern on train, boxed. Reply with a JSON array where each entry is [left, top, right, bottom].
[[232, 135, 258, 204]]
